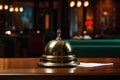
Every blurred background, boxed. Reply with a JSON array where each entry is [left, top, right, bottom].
[[0, 0, 120, 57]]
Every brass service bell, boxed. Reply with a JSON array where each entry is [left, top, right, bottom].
[[38, 29, 79, 67]]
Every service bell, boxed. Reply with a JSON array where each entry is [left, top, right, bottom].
[[38, 29, 79, 67]]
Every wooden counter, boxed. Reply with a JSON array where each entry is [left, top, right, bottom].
[[0, 58, 120, 80]]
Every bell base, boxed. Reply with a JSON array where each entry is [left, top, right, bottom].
[[38, 61, 79, 67], [38, 55, 79, 67]]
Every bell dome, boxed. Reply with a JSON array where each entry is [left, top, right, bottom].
[[44, 38, 72, 56], [38, 29, 79, 67]]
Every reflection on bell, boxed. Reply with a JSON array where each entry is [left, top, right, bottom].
[[38, 29, 79, 67]]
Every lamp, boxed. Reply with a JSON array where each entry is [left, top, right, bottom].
[[85, 20, 94, 27], [9, 5, 24, 12], [0, 4, 3, 10], [84, 1, 89, 7], [69, 0, 89, 38], [4, 4, 8, 10], [0, 0, 9, 10], [5, 30, 11, 35], [77, 1, 82, 7], [70, 1, 75, 7], [0, 4, 8, 10], [0, 0, 24, 12], [69, 0, 89, 7]]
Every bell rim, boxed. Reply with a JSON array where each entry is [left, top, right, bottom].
[[38, 61, 79, 67], [41, 55, 76, 58]]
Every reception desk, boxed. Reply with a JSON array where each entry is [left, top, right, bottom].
[[66, 39, 120, 57], [0, 36, 30, 57], [0, 58, 120, 80]]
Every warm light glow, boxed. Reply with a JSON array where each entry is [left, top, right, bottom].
[[103, 11, 108, 16], [84, 1, 89, 7], [70, 1, 75, 7], [19, 7, 23, 12], [4, 5, 8, 10], [85, 20, 94, 27], [15, 7, 19, 12], [5, 30, 11, 35], [45, 14, 50, 30], [0, 4, 23, 12], [9, 7, 14, 12], [77, 1, 82, 7], [0, 5, 3, 10], [83, 30, 87, 34]]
